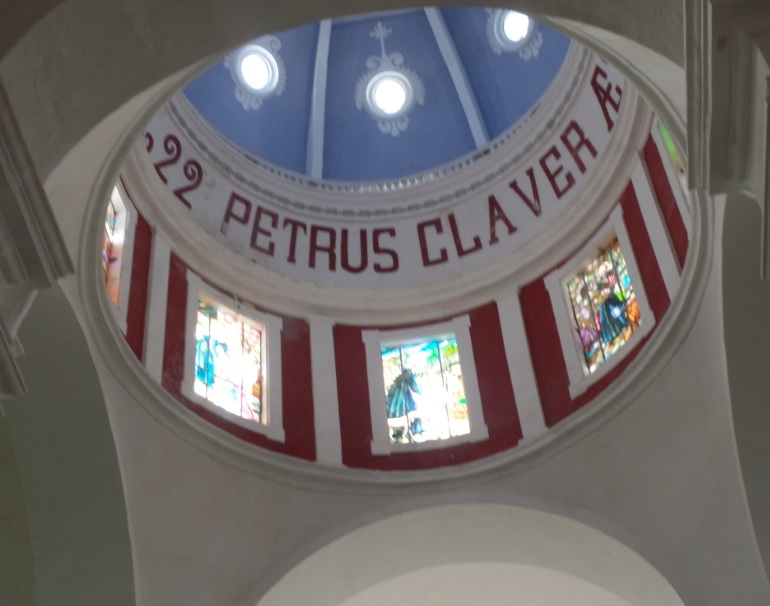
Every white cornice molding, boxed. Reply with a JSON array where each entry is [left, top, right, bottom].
[[76, 172, 713, 494], [73, 20, 711, 490], [685, 0, 712, 193], [0, 80, 73, 287], [163, 43, 589, 209], [0, 79, 73, 398], [705, 2, 770, 277], [126, 97, 652, 323], [545, 16, 687, 165], [127, 53, 650, 323], [75, 89, 716, 493]]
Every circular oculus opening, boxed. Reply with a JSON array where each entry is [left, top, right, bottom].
[[240, 53, 271, 90], [502, 11, 531, 42], [365, 71, 414, 119], [372, 78, 407, 115], [235, 45, 279, 94], [494, 10, 534, 50]]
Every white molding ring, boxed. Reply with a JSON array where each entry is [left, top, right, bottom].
[[75, 103, 711, 493], [72, 14, 711, 489]]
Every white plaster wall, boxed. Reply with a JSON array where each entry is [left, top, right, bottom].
[[257, 505, 685, 606], [74, 222, 770, 605], [51, 87, 768, 605], [723, 191, 770, 584], [0, 414, 35, 606], [1, 285, 135, 606], [339, 564, 639, 606]]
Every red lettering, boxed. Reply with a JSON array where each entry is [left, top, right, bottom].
[[509, 167, 541, 216], [591, 66, 622, 131], [309, 225, 337, 271], [539, 146, 575, 199], [417, 218, 449, 267], [221, 192, 252, 232], [340, 229, 368, 274], [448, 212, 482, 257], [250, 206, 277, 256], [487, 196, 517, 245], [283, 218, 307, 264], [560, 120, 597, 173], [373, 228, 399, 273]]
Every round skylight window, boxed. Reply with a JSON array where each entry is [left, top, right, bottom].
[[236, 45, 279, 93], [240, 53, 272, 91], [491, 9, 536, 52], [225, 38, 286, 110], [372, 77, 408, 115], [364, 71, 415, 120], [502, 11, 531, 43]]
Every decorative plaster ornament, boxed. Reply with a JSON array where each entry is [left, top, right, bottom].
[[225, 36, 286, 111], [355, 22, 425, 136]]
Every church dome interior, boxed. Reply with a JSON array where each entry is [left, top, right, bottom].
[[100, 7, 692, 473], [2, 1, 770, 605]]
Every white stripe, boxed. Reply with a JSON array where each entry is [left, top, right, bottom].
[[306, 20, 332, 179], [632, 158, 682, 296], [496, 291, 547, 441], [424, 8, 489, 148], [310, 318, 343, 466], [143, 234, 170, 382]]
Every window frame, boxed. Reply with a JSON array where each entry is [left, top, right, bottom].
[[182, 272, 285, 441], [363, 316, 488, 455], [544, 206, 655, 398]]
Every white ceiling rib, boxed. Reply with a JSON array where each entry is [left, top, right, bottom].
[[424, 7, 490, 148], [306, 19, 332, 178]]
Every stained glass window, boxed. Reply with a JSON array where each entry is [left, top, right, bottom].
[[194, 296, 264, 424], [380, 337, 469, 444], [658, 122, 687, 193], [103, 186, 129, 305], [566, 238, 641, 374]]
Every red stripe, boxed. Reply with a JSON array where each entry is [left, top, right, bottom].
[[519, 279, 572, 427], [643, 134, 688, 268], [335, 325, 373, 467], [620, 182, 670, 320], [161, 252, 187, 396], [125, 214, 152, 360], [280, 318, 316, 460], [468, 302, 522, 447]]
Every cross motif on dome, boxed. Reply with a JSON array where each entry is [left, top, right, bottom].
[[370, 21, 393, 47], [355, 21, 425, 136]]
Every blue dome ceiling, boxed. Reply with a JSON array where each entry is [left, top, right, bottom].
[[182, 8, 571, 183]]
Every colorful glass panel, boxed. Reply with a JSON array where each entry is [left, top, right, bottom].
[[381, 337, 469, 444], [658, 122, 687, 193], [194, 297, 264, 423], [566, 239, 641, 374], [103, 186, 128, 305]]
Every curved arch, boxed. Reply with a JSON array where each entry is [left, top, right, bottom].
[[254, 504, 684, 606], [722, 190, 770, 585]]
